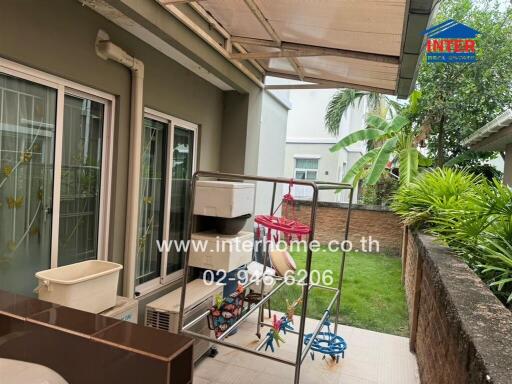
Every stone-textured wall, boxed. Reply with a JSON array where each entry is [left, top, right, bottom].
[[404, 230, 512, 384], [404, 229, 418, 323], [284, 201, 403, 255]]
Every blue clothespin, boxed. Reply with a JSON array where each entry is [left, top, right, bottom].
[[264, 330, 275, 353], [279, 316, 294, 334]]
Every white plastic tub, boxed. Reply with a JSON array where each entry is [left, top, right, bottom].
[[35, 260, 122, 314], [189, 230, 254, 271], [194, 180, 255, 218]]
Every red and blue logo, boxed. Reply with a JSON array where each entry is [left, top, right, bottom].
[[423, 19, 480, 63]]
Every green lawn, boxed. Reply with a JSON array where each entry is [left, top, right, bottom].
[[269, 248, 409, 336]]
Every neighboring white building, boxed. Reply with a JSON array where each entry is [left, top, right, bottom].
[[253, 90, 291, 215], [283, 89, 368, 203]]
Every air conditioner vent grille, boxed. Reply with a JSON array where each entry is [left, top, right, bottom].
[[145, 308, 171, 332]]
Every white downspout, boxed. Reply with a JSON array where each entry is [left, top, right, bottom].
[[95, 30, 144, 298]]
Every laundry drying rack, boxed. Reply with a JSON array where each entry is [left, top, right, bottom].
[[178, 171, 353, 384]]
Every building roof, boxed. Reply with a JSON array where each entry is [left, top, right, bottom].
[[463, 110, 512, 151], [156, 0, 437, 98]]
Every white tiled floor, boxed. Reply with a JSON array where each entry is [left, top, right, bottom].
[[194, 312, 419, 384]]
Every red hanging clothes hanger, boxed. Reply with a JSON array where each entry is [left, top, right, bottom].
[[255, 179, 311, 243]]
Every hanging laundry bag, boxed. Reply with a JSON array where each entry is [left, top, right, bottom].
[[208, 290, 244, 338]]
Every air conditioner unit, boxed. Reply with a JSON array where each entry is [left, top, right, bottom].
[[145, 279, 223, 362]]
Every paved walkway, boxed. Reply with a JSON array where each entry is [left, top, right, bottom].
[[194, 312, 419, 384]]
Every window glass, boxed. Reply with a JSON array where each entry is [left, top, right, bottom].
[[306, 170, 317, 180], [0, 73, 56, 295], [294, 158, 319, 198], [167, 127, 194, 275], [135, 117, 166, 285], [295, 170, 306, 179], [58, 95, 104, 266], [295, 158, 318, 170]]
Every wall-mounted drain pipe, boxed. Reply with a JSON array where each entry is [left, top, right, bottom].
[[95, 29, 144, 298]]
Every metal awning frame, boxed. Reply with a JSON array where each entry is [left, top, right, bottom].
[[158, 0, 405, 93], [158, 0, 436, 96]]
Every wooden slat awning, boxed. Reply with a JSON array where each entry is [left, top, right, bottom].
[[158, 0, 435, 98]]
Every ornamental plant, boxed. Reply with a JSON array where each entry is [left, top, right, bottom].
[[391, 168, 512, 307]]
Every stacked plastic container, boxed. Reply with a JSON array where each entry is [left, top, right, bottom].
[[192, 180, 255, 295]]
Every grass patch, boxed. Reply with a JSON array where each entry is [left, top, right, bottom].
[[269, 248, 409, 336]]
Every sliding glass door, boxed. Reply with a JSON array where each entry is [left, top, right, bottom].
[[135, 111, 197, 295], [58, 95, 105, 266], [135, 117, 167, 286], [0, 73, 56, 296], [167, 126, 195, 275], [0, 64, 112, 296]]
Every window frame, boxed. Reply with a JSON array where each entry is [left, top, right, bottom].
[[294, 157, 319, 181], [135, 108, 198, 297], [0, 57, 115, 268]]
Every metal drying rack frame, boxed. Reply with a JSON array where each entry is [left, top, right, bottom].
[[178, 171, 353, 384]]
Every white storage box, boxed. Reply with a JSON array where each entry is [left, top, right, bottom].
[[35, 260, 122, 314], [101, 296, 138, 324], [194, 180, 255, 218], [189, 230, 254, 271], [247, 261, 276, 294]]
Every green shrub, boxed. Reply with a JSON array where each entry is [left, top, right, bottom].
[[391, 168, 512, 307], [390, 168, 483, 228], [476, 233, 512, 304]]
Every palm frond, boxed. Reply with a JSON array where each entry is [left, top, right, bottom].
[[418, 152, 432, 167], [324, 89, 367, 135]]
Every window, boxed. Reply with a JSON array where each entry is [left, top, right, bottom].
[[0, 59, 114, 296], [135, 109, 197, 295], [294, 158, 318, 180], [293, 157, 319, 198]]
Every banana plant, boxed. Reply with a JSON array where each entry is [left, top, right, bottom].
[[330, 114, 431, 186]]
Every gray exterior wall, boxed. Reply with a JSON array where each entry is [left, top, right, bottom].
[[220, 92, 249, 174], [0, 0, 265, 304], [254, 91, 289, 215]]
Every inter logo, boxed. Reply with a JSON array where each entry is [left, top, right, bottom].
[[423, 19, 480, 63]]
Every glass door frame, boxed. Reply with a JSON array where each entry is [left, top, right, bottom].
[[0, 58, 115, 268], [136, 108, 197, 296]]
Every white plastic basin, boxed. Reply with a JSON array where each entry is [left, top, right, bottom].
[[35, 260, 122, 314]]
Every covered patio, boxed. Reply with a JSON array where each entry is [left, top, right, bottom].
[[0, 0, 437, 383]]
